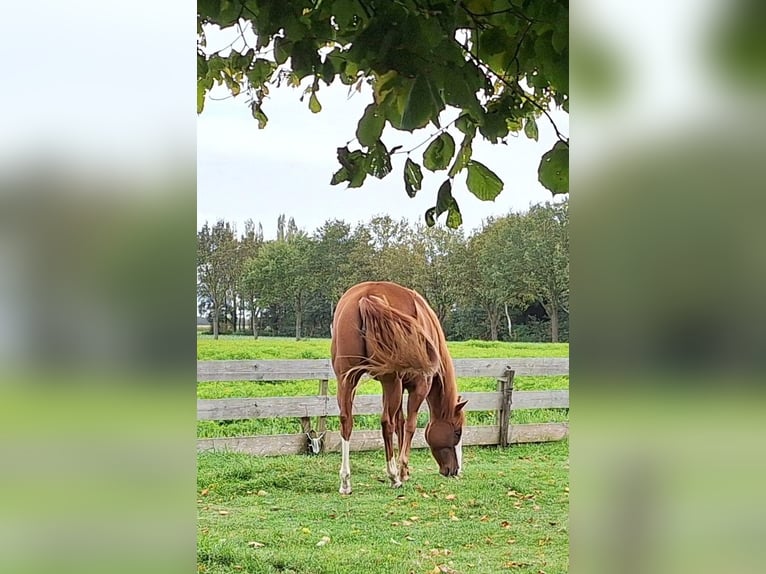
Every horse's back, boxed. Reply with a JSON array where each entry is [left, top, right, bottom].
[[332, 282, 434, 380]]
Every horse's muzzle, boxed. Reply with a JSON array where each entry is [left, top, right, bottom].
[[440, 467, 459, 477]]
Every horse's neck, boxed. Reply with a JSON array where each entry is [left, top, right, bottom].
[[426, 362, 458, 420]]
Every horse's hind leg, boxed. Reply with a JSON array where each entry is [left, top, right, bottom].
[[380, 374, 404, 488], [337, 371, 360, 495]]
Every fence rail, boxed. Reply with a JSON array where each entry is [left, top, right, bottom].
[[197, 358, 569, 456]]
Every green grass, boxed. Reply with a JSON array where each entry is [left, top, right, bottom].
[[198, 441, 569, 574], [197, 337, 568, 438], [197, 335, 569, 360], [198, 337, 569, 573]]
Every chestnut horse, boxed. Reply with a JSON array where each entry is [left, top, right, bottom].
[[331, 281, 467, 495]]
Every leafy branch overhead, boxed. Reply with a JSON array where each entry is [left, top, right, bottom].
[[197, 0, 569, 228]]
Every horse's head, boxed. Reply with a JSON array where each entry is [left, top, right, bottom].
[[425, 397, 468, 477]]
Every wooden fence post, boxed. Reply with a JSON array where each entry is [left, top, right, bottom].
[[317, 379, 328, 434], [498, 367, 515, 447]]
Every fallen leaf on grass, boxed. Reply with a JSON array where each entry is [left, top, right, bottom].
[[247, 541, 264, 548], [401, 520, 413, 526], [445, 494, 456, 501], [316, 536, 331, 547], [404, 535, 415, 541], [201, 488, 210, 496], [450, 516, 460, 521], [479, 515, 489, 522], [422, 493, 430, 498], [409, 516, 420, 521], [301, 527, 311, 534], [218, 510, 229, 516], [500, 521, 511, 529], [429, 549, 452, 556], [257, 490, 268, 496]]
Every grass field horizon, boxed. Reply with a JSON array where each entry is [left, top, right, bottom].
[[198, 336, 569, 573]]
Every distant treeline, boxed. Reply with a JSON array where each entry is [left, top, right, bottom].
[[197, 200, 568, 342]]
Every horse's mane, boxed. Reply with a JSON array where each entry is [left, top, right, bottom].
[[412, 292, 459, 419]]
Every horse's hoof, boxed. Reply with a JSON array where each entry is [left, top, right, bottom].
[[390, 481, 402, 489], [339, 487, 352, 495]]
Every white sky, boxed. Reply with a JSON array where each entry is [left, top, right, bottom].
[[197, 29, 569, 240]]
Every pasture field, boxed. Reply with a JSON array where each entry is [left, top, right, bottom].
[[198, 440, 569, 574], [197, 336, 569, 437], [198, 336, 569, 573]]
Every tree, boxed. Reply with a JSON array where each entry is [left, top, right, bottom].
[[518, 200, 569, 342], [239, 218, 264, 338], [411, 223, 466, 325], [197, 220, 238, 339], [197, 0, 568, 227], [313, 219, 354, 327], [246, 232, 315, 340]]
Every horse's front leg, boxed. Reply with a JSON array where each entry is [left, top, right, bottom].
[[398, 378, 429, 482], [380, 375, 403, 488]]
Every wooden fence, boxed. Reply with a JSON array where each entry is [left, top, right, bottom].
[[197, 358, 569, 456]]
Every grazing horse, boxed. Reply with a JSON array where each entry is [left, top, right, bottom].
[[331, 281, 467, 495]]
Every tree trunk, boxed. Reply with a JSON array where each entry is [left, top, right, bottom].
[[295, 294, 303, 341], [329, 300, 335, 337], [212, 303, 219, 340], [550, 302, 559, 343], [250, 297, 259, 340], [488, 307, 500, 341], [504, 303, 513, 340], [231, 295, 237, 333]]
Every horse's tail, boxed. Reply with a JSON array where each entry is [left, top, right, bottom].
[[353, 294, 442, 380]]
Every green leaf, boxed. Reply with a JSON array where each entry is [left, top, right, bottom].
[[403, 158, 423, 198], [366, 141, 392, 179], [309, 91, 322, 113], [247, 59, 276, 86], [356, 104, 386, 147], [466, 161, 503, 201], [336, 147, 369, 188], [197, 54, 208, 79], [197, 82, 206, 114], [330, 166, 349, 185], [446, 203, 463, 229], [538, 141, 569, 194], [320, 56, 335, 85], [435, 179, 452, 217], [427, 179, 463, 229], [448, 135, 473, 178], [524, 117, 539, 141], [425, 207, 437, 227], [423, 133, 455, 172], [455, 114, 476, 137], [251, 103, 268, 129], [397, 75, 437, 132], [274, 37, 291, 65]]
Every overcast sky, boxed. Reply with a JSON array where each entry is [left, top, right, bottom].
[[197, 29, 569, 240]]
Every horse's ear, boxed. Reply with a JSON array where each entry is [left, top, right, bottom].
[[455, 399, 468, 413]]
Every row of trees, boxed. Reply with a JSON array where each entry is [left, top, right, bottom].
[[197, 201, 568, 342]]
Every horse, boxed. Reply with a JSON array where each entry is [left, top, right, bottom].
[[331, 281, 467, 495]]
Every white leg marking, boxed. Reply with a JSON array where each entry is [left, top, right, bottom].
[[387, 457, 402, 488], [339, 439, 352, 495], [456, 436, 463, 476]]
